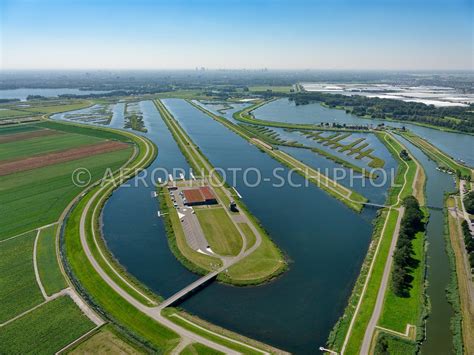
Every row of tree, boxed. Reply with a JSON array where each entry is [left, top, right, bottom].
[[290, 92, 474, 133], [391, 196, 425, 297]]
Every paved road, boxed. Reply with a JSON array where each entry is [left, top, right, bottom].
[[359, 133, 423, 354], [360, 207, 404, 355], [170, 188, 211, 253]]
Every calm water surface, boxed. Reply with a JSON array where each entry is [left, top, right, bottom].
[[254, 99, 474, 166]]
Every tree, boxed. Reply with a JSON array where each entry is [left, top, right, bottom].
[[464, 191, 474, 214], [374, 334, 389, 355]]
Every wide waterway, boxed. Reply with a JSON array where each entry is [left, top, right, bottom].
[[100, 99, 379, 353]]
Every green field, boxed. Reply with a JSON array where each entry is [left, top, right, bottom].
[[69, 324, 147, 354], [0, 296, 95, 354], [0, 124, 41, 136], [0, 148, 132, 238], [0, 131, 102, 161], [195, 207, 243, 256], [37, 225, 67, 296], [181, 343, 224, 355], [21, 101, 91, 114], [379, 230, 425, 333], [0, 109, 32, 119], [0, 231, 43, 323], [239, 222, 257, 251]]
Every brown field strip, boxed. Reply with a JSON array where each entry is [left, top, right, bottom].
[[0, 141, 129, 176], [0, 129, 61, 144]]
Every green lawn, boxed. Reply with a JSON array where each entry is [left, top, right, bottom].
[[0, 131, 102, 161], [37, 225, 67, 296], [239, 223, 257, 251], [164, 310, 263, 355], [181, 343, 224, 355], [0, 148, 132, 239], [379, 230, 425, 333], [0, 231, 43, 323], [195, 207, 243, 256], [222, 229, 286, 285], [0, 296, 95, 354]]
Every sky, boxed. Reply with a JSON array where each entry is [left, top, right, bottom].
[[0, 0, 472, 70]]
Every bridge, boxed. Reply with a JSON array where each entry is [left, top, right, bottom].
[[158, 269, 221, 309]]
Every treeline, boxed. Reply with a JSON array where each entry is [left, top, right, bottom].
[[290, 92, 474, 133], [461, 220, 474, 271], [391, 196, 425, 297], [464, 191, 474, 214]]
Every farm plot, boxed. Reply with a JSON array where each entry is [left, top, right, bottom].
[[0, 296, 96, 354], [0, 131, 103, 161], [0, 140, 128, 176], [0, 123, 133, 239], [0, 231, 43, 323]]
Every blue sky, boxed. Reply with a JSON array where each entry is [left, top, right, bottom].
[[1, 0, 472, 70]]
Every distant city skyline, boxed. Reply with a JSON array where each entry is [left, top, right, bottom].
[[1, 0, 472, 70]]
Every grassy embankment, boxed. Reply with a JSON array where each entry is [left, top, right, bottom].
[[181, 343, 224, 355], [327, 132, 421, 353], [399, 130, 473, 180], [154, 99, 287, 285], [446, 196, 472, 354], [189, 100, 368, 212], [162, 308, 275, 355]]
